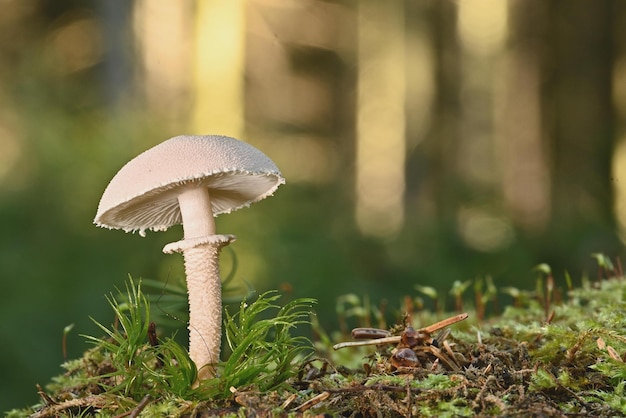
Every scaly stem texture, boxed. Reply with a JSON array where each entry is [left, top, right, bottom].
[[183, 241, 225, 381]]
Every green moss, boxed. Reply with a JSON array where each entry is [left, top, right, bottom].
[[416, 399, 474, 418], [12, 278, 315, 417], [12, 258, 626, 417]]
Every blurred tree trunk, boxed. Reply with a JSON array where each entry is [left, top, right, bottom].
[[500, 0, 550, 233], [418, 0, 462, 222], [355, 0, 406, 237], [193, 0, 245, 137], [97, 0, 133, 107], [544, 1, 616, 234], [134, 0, 194, 130]]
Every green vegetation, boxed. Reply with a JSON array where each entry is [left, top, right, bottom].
[[7, 257, 626, 417], [7, 279, 315, 417]]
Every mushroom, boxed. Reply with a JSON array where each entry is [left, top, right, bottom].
[[94, 135, 284, 381]]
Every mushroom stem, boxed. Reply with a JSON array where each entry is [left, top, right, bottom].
[[165, 186, 232, 381], [163, 235, 235, 381], [178, 186, 216, 238], [164, 235, 235, 381], [183, 239, 226, 381]]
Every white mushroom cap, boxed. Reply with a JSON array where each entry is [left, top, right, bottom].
[[94, 135, 285, 237]]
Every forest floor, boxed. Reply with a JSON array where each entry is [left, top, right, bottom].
[[8, 274, 626, 417]]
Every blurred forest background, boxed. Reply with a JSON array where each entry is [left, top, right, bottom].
[[2, 0, 626, 410]]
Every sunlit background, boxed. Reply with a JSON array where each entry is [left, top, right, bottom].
[[2, 0, 626, 410]]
